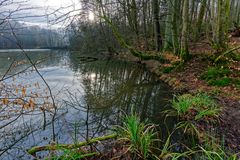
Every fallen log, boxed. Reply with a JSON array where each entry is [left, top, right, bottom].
[[215, 45, 240, 63], [27, 134, 117, 155]]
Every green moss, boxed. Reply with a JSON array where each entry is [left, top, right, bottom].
[[208, 77, 232, 86], [201, 67, 232, 86], [201, 67, 231, 80]]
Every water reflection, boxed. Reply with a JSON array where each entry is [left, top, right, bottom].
[[0, 50, 173, 159], [78, 59, 173, 121]]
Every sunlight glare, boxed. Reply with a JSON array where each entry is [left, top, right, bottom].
[[90, 73, 96, 80], [89, 12, 95, 21]]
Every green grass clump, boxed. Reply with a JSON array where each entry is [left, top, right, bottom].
[[116, 112, 157, 159], [201, 67, 231, 80], [207, 77, 232, 86], [172, 94, 193, 115], [201, 67, 232, 86], [170, 93, 219, 120]]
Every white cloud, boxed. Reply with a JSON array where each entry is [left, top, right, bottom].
[[3, 0, 82, 28]]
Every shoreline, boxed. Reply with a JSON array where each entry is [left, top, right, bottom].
[[116, 52, 240, 151]]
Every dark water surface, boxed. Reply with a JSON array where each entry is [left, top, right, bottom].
[[0, 50, 174, 159]]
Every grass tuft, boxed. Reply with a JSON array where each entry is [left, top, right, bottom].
[[116, 112, 157, 159], [169, 93, 219, 121]]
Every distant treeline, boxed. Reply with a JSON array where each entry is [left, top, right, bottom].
[[0, 21, 68, 49]]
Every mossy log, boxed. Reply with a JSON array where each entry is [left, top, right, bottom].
[[27, 134, 117, 155], [215, 45, 240, 63]]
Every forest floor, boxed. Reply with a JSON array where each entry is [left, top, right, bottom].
[[117, 37, 240, 152]]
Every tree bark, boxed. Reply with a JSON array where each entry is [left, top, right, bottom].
[[195, 0, 207, 40], [181, 0, 190, 60], [152, 0, 162, 51]]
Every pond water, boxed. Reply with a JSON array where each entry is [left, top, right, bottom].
[[0, 50, 174, 159]]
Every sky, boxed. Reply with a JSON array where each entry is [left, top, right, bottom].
[[3, 0, 82, 28], [29, 0, 81, 11]]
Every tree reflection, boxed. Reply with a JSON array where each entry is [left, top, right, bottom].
[[67, 56, 174, 139]]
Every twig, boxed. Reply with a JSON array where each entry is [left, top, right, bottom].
[[8, 21, 57, 141]]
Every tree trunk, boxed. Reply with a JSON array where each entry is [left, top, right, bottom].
[[131, 0, 138, 37], [163, 0, 173, 51], [152, 0, 162, 52], [181, 0, 190, 60], [195, 0, 207, 40], [142, 0, 148, 50], [172, 0, 181, 54], [214, 0, 229, 51]]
